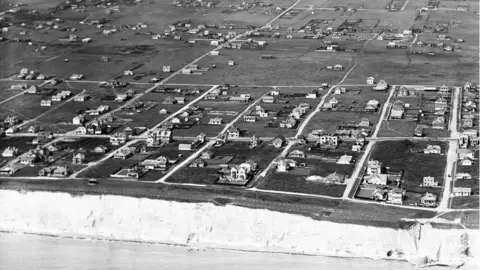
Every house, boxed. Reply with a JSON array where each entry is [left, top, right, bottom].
[[189, 158, 206, 168], [209, 117, 223, 125], [28, 126, 40, 133], [458, 149, 474, 160], [249, 135, 260, 149], [420, 193, 437, 207], [163, 96, 176, 105], [452, 187, 472, 197], [163, 66, 171, 73], [174, 97, 185, 104], [76, 126, 87, 135], [72, 115, 85, 125], [306, 91, 317, 99], [276, 158, 290, 172], [422, 176, 438, 187], [373, 80, 388, 91], [113, 149, 132, 159], [366, 77, 375, 85], [432, 117, 445, 129], [367, 160, 382, 175], [159, 108, 169, 115], [227, 127, 240, 139], [317, 135, 338, 146], [456, 173, 472, 180], [41, 100, 52, 107], [94, 146, 108, 153], [288, 150, 305, 159], [179, 143, 193, 151], [333, 64, 343, 71], [272, 135, 286, 148], [424, 145, 441, 154], [280, 117, 297, 129], [262, 96, 275, 103], [364, 173, 388, 185], [244, 115, 257, 122], [171, 117, 181, 124], [201, 151, 214, 160], [387, 188, 404, 205], [2, 147, 19, 157], [158, 129, 172, 143], [74, 94, 87, 102], [337, 154, 353, 164], [4, 116, 19, 125], [390, 100, 405, 119], [72, 153, 85, 164], [461, 157, 474, 166], [19, 151, 37, 166], [271, 89, 280, 96]]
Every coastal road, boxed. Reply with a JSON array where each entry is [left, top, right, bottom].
[[342, 85, 396, 198]]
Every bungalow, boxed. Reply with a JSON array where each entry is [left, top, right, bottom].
[[159, 108, 169, 115], [163, 96, 176, 105], [432, 116, 445, 129], [19, 151, 37, 166], [201, 150, 214, 160], [390, 101, 405, 119], [366, 77, 375, 85], [174, 97, 186, 104], [209, 117, 223, 125], [189, 158, 206, 168], [452, 187, 472, 197], [288, 150, 306, 159], [94, 146, 108, 153], [41, 100, 52, 107], [244, 115, 257, 122], [424, 145, 441, 154], [373, 80, 388, 91], [74, 94, 87, 102], [179, 143, 193, 151], [262, 96, 275, 103], [113, 149, 132, 159], [456, 173, 472, 180], [364, 173, 388, 185], [171, 117, 181, 124], [272, 135, 286, 148], [317, 134, 338, 146], [461, 157, 474, 166], [422, 176, 438, 187], [458, 149, 474, 160], [271, 89, 280, 96], [337, 154, 353, 164]]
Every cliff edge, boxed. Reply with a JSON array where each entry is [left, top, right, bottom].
[[0, 190, 478, 267]]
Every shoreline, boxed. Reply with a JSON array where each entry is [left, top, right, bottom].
[[0, 230, 405, 263]]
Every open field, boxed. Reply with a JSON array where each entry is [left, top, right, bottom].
[[169, 40, 356, 86]]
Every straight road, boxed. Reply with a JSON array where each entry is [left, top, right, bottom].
[[0, 89, 30, 106], [342, 86, 396, 198], [438, 87, 461, 210]]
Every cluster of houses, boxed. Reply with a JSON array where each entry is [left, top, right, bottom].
[[359, 160, 406, 205], [322, 96, 380, 112], [16, 68, 52, 80], [461, 81, 478, 129], [38, 166, 70, 177], [41, 90, 72, 106], [217, 160, 258, 185]]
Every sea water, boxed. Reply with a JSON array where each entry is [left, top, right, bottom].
[[0, 233, 471, 270]]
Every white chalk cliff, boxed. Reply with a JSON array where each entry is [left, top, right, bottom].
[[0, 190, 478, 267]]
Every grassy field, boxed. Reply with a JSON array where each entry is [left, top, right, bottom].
[[258, 173, 346, 197]]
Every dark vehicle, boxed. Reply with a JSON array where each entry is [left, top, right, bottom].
[[88, 179, 98, 186]]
